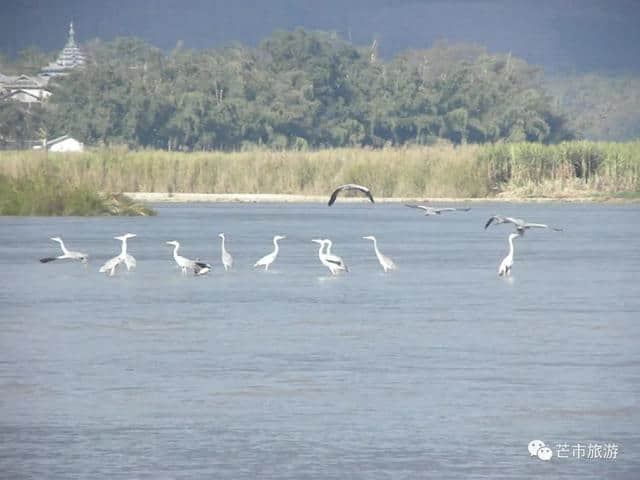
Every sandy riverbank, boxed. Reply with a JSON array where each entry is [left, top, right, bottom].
[[124, 192, 629, 204]]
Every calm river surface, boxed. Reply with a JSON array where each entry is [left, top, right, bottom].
[[1, 202, 639, 479]]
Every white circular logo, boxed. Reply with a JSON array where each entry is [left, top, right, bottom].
[[528, 439, 546, 456], [537, 446, 553, 461]]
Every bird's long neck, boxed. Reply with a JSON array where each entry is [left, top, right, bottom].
[[220, 236, 226, 254], [272, 238, 280, 255], [325, 242, 332, 255], [120, 238, 128, 256], [172, 243, 180, 260], [317, 242, 325, 259], [508, 235, 516, 258], [371, 238, 381, 257]]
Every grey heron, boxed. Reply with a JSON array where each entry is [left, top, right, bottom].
[[40, 237, 88, 263], [311, 239, 347, 275], [99, 233, 137, 276], [485, 215, 562, 235], [328, 184, 375, 206], [405, 204, 471, 216], [218, 233, 233, 271], [323, 238, 348, 272], [363, 236, 397, 272], [166, 240, 211, 275]]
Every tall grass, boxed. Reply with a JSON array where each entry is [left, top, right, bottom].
[[1, 141, 639, 199], [480, 141, 640, 197], [0, 174, 155, 216]]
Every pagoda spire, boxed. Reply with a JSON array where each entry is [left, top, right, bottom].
[[67, 22, 76, 46], [40, 21, 85, 76]]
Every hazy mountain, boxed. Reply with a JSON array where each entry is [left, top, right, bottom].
[[1, 0, 639, 73]]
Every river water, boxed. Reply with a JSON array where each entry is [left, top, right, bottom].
[[1, 202, 638, 479]]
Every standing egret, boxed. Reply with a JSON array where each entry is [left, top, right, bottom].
[[166, 240, 211, 275], [99, 233, 137, 276], [498, 232, 521, 276], [405, 205, 471, 216], [40, 237, 88, 263], [323, 238, 348, 272], [219, 233, 233, 271], [254, 235, 286, 271], [363, 236, 397, 272], [312, 239, 347, 275], [328, 184, 375, 206], [485, 215, 562, 235]]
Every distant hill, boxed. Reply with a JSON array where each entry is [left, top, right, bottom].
[[1, 0, 639, 74], [546, 73, 640, 141]]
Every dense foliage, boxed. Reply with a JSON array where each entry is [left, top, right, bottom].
[[1, 30, 576, 150], [545, 73, 640, 142]]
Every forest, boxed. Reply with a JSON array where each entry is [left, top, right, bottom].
[[1, 29, 584, 150]]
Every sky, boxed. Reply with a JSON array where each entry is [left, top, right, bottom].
[[2, 0, 639, 73]]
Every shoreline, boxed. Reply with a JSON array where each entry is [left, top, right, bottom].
[[124, 192, 636, 204]]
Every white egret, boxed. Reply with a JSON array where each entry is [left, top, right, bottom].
[[322, 238, 348, 273], [363, 236, 397, 272], [40, 237, 88, 263], [166, 240, 211, 275], [328, 184, 375, 206], [311, 239, 347, 275], [254, 235, 286, 271], [405, 204, 471, 216], [218, 233, 233, 271], [498, 232, 521, 276], [99, 233, 137, 276], [485, 215, 562, 235]]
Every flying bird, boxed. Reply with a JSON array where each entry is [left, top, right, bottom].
[[485, 215, 562, 235], [363, 236, 397, 272], [254, 235, 286, 271], [498, 232, 521, 276], [166, 241, 211, 275], [99, 233, 137, 276], [405, 204, 471, 216], [40, 237, 88, 263], [218, 233, 233, 272], [328, 184, 375, 206]]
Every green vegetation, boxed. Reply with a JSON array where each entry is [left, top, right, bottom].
[[0, 173, 155, 216], [1, 142, 638, 200], [1, 33, 575, 150], [545, 73, 640, 142]]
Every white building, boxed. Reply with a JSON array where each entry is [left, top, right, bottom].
[[0, 74, 51, 103], [0, 22, 83, 104], [33, 135, 84, 152]]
